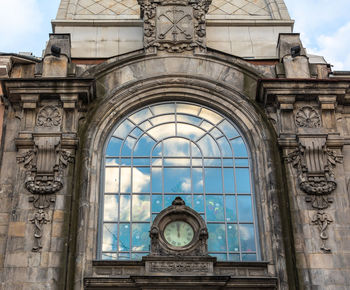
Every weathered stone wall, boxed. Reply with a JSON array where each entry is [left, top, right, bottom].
[[259, 80, 350, 289]]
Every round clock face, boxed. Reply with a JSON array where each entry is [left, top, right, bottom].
[[164, 221, 194, 247]]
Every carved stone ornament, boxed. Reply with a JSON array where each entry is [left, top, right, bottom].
[[295, 106, 321, 128], [36, 105, 62, 127], [149, 196, 209, 257], [17, 140, 74, 251], [286, 137, 342, 252], [138, 0, 212, 53]]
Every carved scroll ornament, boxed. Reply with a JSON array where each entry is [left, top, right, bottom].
[[286, 137, 342, 252], [17, 143, 74, 251], [138, 0, 211, 53]]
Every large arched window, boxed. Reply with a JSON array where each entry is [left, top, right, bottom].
[[99, 102, 260, 261]]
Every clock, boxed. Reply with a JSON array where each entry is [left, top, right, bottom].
[[149, 196, 209, 256], [164, 221, 194, 247]]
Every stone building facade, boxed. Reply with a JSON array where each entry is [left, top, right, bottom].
[[0, 0, 350, 289]]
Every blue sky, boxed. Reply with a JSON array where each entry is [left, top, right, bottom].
[[0, 0, 349, 70]]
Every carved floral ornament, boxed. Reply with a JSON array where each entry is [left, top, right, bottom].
[[36, 105, 62, 127], [285, 137, 342, 252], [295, 106, 321, 128], [138, 0, 212, 53]]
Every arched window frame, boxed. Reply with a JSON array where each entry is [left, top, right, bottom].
[[98, 101, 261, 261]]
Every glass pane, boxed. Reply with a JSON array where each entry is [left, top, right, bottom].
[[121, 141, 132, 156], [151, 103, 175, 115], [113, 119, 134, 139], [105, 167, 119, 193], [147, 124, 175, 140], [177, 123, 204, 140], [177, 115, 201, 125], [102, 253, 118, 260], [129, 107, 152, 124], [193, 168, 203, 193], [204, 158, 221, 166], [223, 168, 235, 193], [192, 158, 202, 166], [225, 195, 237, 222], [176, 103, 200, 115], [163, 138, 189, 156], [194, 195, 204, 212], [206, 195, 224, 221], [218, 120, 239, 139], [240, 224, 256, 252], [229, 254, 240, 261], [151, 158, 162, 166], [119, 223, 130, 251], [133, 167, 150, 193], [204, 168, 222, 193], [120, 195, 130, 222], [207, 224, 226, 252], [132, 195, 150, 221], [242, 253, 257, 261], [151, 115, 175, 125], [120, 168, 131, 192], [105, 158, 119, 166], [132, 223, 150, 251], [237, 196, 253, 222], [164, 158, 190, 166], [151, 168, 162, 193], [198, 135, 220, 157], [152, 195, 163, 213], [133, 158, 149, 166], [200, 120, 213, 131], [231, 137, 248, 157], [133, 135, 156, 156], [227, 224, 239, 252], [104, 195, 119, 222], [223, 159, 233, 166], [118, 253, 130, 260], [102, 224, 118, 251], [164, 168, 191, 193], [199, 108, 223, 125], [121, 158, 131, 166], [218, 137, 232, 157], [235, 158, 249, 166], [236, 168, 251, 193], [106, 137, 122, 156]]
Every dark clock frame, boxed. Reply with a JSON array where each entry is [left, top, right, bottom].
[[149, 196, 209, 256]]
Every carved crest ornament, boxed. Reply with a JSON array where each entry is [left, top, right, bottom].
[[286, 135, 342, 252], [17, 106, 74, 251], [138, 0, 212, 53]]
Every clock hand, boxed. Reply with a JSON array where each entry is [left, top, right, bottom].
[[177, 222, 180, 238]]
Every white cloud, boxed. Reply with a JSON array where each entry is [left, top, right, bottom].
[[0, 0, 42, 49], [309, 22, 350, 70]]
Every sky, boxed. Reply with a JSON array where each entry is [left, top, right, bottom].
[[0, 0, 349, 70]]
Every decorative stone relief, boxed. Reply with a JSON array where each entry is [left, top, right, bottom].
[[17, 141, 74, 251], [286, 137, 342, 252], [295, 106, 321, 128], [149, 261, 210, 273], [37, 105, 62, 127], [138, 0, 211, 53]]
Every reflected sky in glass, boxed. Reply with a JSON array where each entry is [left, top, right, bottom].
[[102, 102, 257, 261]]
